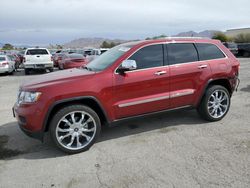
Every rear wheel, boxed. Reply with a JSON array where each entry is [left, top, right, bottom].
[[243, 51, 250, 57], [49, 68, 54, 72], [197, 85, 231, 121], [49, 105, 101, 154], [24, 68, 30, 75]]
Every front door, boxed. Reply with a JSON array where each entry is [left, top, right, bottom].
[[112, 44, 170, 119]]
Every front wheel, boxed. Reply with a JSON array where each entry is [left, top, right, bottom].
[[49, 105, 101, 154], [197, 85, 231, 121]]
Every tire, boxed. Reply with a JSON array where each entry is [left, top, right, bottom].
[[243, 51, 250, 57], [49, 105, 101, 154], [197, 85, 231, 122], [24, 68, 30, 75], [49, 68, 54, 72]]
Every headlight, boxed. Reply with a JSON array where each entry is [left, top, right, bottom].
[[17, 91, 42, 105]]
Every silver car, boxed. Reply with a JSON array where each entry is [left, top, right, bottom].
[[0, 55, 15, 74]]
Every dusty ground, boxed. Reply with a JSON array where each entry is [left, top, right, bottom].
[[0, 59, 249, 188]]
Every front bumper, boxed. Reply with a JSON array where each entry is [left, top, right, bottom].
[[13, 103, 44, 141], [18, 122, 44, 141]]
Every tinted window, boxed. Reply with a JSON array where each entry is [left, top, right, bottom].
[[129, 45, 163, 70], [167, 43, 198, 65], [195, 43, 225, 61], [26, 49, 49, 55], [0, 57, 6, 61]]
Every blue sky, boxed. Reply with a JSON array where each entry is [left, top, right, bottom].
[[0, 0, 249, 45]]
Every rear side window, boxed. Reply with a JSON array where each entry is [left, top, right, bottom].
[[0, 57, 6, 61], [129, 44, 164, 70], [26, 49, 49, 55], [167, 43, 198, 65], [195, 43, 225, 61]]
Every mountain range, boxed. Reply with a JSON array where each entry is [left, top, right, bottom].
[[63, 30, 220, 48], [63, 37, 129, 48], [173, 30, 219, 38], [0, 30, 221, 49]]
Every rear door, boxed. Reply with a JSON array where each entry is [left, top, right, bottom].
[[167, 43, 211, 108], [112, 44, 170, 119], [25, 49, 51, 64]]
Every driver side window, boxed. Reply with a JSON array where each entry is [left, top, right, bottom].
[[129, 44, 164, 70]]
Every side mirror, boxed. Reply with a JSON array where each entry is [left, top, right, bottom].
[[118, 60, 137, 73]]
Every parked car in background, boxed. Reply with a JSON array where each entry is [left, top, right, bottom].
[[84, 48, 105, 62], [237, 43, 250, 57], [23, 48, 54, 74], [13, 38, 240, 153], [53, 53, 65, 67], [58, 53, 88, 69], [8, 54, 20, 70], [100, 48, 109, 54], [17, 51, 25, 64], [223, 42, 238, 56], [0, 55, 15, 74]]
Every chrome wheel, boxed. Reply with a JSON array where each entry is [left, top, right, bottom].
[[207, 90, 229, 119], [56, 111, 97, 150]]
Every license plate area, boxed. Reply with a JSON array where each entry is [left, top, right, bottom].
[[35, 64, 45, 68]]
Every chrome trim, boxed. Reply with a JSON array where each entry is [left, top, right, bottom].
[[170, 90, 195, 99], [118, 95, 170, 108], [118, 90, 194, 108], [155, 71, 167, 76]]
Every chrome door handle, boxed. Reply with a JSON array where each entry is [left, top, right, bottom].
[[155, 71, 167, 76], [198, 65, 208, 69]]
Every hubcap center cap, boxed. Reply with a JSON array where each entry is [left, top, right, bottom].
[[74, 128, 79, 132]]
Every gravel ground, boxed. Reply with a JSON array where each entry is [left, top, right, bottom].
[[0, 59, 249, 188]]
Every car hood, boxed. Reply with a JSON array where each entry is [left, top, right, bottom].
[[21, 68, 95, 90]]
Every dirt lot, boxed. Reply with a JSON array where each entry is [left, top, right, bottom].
[[0, 59, 250, 188]]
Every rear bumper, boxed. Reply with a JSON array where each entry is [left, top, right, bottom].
[[24, 62, 53, 69], [64, 63, 87, 69], [0, 66, 10, 73], [0, 65, 11, 73]]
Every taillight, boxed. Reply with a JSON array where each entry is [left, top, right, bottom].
[[0, 61, 9, 66]]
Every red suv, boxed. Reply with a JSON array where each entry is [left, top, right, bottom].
[[13, 38, 240, 153]]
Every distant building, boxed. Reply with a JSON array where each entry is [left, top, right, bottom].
[[226, 28, 250, 37]]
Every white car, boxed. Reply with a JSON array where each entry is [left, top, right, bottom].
[[23, 48, 53, 75], [0, 55, 15, 74]]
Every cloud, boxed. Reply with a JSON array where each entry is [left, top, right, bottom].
[[0, 0, 249, 44]]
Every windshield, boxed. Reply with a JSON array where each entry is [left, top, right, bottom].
[[86, 44, 132, 71]]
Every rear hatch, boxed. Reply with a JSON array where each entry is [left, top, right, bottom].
[[0, 56, 8, 68], [25, 49, 51, 64]]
